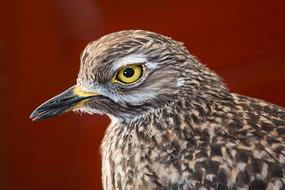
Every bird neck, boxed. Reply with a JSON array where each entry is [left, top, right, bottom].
[[103, 93, 216, 149], [100, 89, 233, 189]]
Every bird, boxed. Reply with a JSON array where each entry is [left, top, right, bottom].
[[30, 30, 285, 190]]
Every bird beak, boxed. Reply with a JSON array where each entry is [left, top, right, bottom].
[[30, 85, 98, 121]]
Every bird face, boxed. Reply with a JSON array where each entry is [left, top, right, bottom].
[[30, 30, 189, 122]]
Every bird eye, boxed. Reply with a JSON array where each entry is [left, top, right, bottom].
[[114, 64, 143, 84]]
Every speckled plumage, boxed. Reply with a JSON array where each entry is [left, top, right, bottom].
[[31, 30, 285, 190]]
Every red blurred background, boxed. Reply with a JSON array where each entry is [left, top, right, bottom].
[[1, 1, 285, 189]]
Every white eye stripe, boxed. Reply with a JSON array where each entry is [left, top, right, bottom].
[[176, 78, 185, 87], [145, 62, 158, 69], [112, 54, 159, 71], [112, 55, 146, 71]]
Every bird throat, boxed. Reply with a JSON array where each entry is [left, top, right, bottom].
[[100, 100, 211, 189]]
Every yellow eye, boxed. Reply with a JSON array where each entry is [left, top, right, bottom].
[[114, 64, 143, 84]]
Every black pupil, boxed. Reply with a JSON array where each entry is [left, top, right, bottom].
[[123, 68, 135, 78]]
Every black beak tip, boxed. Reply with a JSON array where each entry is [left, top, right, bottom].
[[29, 85, 93, 122], [30, 106, 66, 121], [30, 101, 72, 122], [30, 109, 40, 121], [30, 108, 45, 121]]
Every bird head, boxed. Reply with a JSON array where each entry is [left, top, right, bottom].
[[30, 30, 226, 123]]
